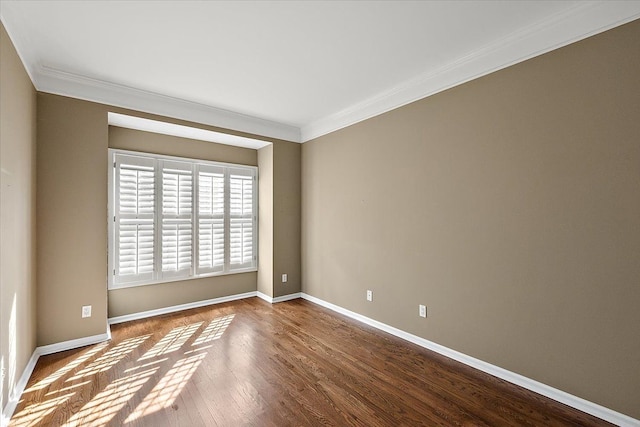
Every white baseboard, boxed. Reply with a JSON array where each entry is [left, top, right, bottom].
[[1, 350, 39, 427], [37, 330, 111, 356], [300, 293, 639, 427], [2, 326, 112, 426], [257, 291, 301, 304], [273, 292, 302, 303], [4, 290, 260, 423], [108, 291, 257, 325], [6, 293, 635, 426], [256, 291, 272, 303]]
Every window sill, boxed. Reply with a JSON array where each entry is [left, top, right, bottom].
[[108, 267, 258, 291]]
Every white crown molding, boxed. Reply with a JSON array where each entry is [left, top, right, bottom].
[[301, 1, 640, 142], [33, 66, 301, 143], [5, 1, 639, 145], [2, 7, 300, 143], [299, 293, 639, 426]]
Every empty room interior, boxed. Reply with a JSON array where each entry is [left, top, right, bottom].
[[1, 1, 639, 426]]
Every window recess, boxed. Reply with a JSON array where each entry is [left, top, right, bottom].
[[108, 149, 257, 289]]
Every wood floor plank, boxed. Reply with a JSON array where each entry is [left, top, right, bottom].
[[10, 297, 614, 426]]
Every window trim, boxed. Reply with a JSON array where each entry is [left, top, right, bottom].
[[108, 148, 258, 290]]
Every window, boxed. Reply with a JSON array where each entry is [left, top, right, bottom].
[[108, 149, 257, 289]]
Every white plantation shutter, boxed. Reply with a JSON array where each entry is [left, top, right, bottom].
[[109, 149, 257, 289], [113, 154, 156, 285], [229, 168, 256, 270], [197, 165, 225, 274], [160, 160, 193, 278]]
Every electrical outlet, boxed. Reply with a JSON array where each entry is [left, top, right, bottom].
[[82, 305, 92, 318], [282, 273, 288, 283], [366, 290, 373, 301], [419, 304, 427, 318]]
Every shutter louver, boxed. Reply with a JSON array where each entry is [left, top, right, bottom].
[[118, 222, 154, 275], [161, 161, 193, 278], [229, 170, 255, 270], [119, 168, 155, 215], [114, 155, 156, 284], [109, 150, 257, 289]]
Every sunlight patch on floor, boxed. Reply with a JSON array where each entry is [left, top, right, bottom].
[[9, 312, 239, 425], [64, 368, 158, 426], [66, 335, 151, 381], [183, 345, 212, 355], [139, 322, 202, 360], [44, 380, 92, 397], [193, 314, 234, 345], [124, 353, 206, 423], [9, 393, 74, 427], [124, 357, 169, 374], [26, 342, 109, 392]]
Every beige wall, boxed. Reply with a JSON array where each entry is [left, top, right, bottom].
[[257, 142, 302, 299], [9, 6, 633, 419], [301, 19, 640, 418], [107, 127, 258, 317], [109, 126, 257, 166], [0, 22, 37, 412], [108, 273, 256, 317], [36, 93, 299, 338], [272, 142, 301, 297], [37, 94, 109, 344]]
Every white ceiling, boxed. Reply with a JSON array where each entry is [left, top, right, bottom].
[[2, 1, 639, 143]]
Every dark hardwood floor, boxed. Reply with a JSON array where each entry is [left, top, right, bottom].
[[11, 297, 613, 426]]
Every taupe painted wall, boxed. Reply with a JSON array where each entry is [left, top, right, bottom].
[[109, 126, 257, 166], [36, 92, 299, 341], [108, 273, 256, 318], [0, 22, 37, 411], [258, 144, 274, 297], [37, 94, 109, 344], [272, 142, 301, 297], [257, 142, 302, 299], [107, 127, 257, 317], [301, 20, 640, 418]]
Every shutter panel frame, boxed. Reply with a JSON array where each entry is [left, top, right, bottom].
[[159, 160, 194, 280], [228, 167, 257, 272], [196, 164, 226, 275], [112, 153, 156, 286], [108, 149, 258, 290]]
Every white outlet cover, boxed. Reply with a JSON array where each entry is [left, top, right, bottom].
[[419, 305, 427, 318], [282, 273, 287, 283], [366, 290, 373, 301], [82, 305, 92, 318]]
